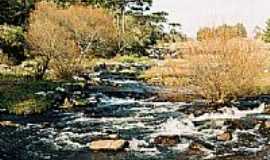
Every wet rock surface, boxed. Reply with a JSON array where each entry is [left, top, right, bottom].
[[1, 63, 270, 160]]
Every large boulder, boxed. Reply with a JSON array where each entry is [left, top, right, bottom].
[[89, 140, 129, 151]]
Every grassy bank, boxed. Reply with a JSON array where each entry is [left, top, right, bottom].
[[0, 80, 59, 115]]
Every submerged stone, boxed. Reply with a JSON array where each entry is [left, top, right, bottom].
[[185, 143, 207, 156], [154, 135, 180, 146]]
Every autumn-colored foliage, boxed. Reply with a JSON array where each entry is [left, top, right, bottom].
[[145, 33, 267, 102], [197, 23, 247, 41], [184, 38, 266, 102], [27, 1, 118, 79]]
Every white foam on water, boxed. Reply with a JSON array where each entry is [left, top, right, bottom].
[[106, 79, 139, 84], [153, 117, 199, 137], [232, 146, 264, 153], [128, 139, 161, 156], [99, 97, 137, 106], [129, 139, 149, 151], [172, 143, 190, 152], [54, 132, 85, 150], [193, 103, 265, 122]]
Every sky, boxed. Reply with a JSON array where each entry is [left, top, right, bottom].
[[152, 0, 270, 37]]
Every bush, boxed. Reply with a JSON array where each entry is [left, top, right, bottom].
[[0, 81, 57, 115], [144, 58, 188, 86], [186, 38, 266, 102], [0, 25, 25, 64], [113, 54, 152, 64], [27, 1, 118, 79], [197, 23, 247, 41], [0, 53, 11, 65], [145, 38, 267, 103], [27, 2, 82, 79]]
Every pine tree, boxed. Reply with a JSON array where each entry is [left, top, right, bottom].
[[263, 19, 270, 43]]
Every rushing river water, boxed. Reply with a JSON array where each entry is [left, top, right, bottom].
[[1, 66, 270, 160]]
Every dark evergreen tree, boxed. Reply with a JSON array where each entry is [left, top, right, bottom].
[[263, 19, 270, 43], [0, 0, 35, 26]]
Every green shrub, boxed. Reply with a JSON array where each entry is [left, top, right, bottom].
[[0, 25, 26, 64], [0, 81, 57, 115], [113, 54, 152, 64]]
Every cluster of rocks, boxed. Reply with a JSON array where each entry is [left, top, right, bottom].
[[38, 62, 156, 110]]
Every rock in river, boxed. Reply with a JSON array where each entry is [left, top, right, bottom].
[[154, 135, 180, 146], [0, 121, 20, 127], [217, 132, 232, 141], [264, 121, 270, 128], [89, 140, 129, 151]]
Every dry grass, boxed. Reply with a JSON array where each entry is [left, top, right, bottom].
[[144, 58, 189, 86]]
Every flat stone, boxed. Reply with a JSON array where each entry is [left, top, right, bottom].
[[0, 121, 20, 127], [89, 140, 128, 151]]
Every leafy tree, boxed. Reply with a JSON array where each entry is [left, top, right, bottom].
[[117, 11, 169, 55], [169, 22, 186, 42], [197, 27, 215, 41], [197, 23, 247, 41], [51, 0, 155, 55], [254, 26, 263, 40], [0, 25, 25, 64], [0, 0, 36, 26], [263, 19, 270, 43]]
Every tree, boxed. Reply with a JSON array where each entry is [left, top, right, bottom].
[[197, 23, 247, 41], [197, 27, 215, 41], [263, 19, 270, 43], [169, 22, 185, 42], [0, 0, 36, 27], [117, 11, 169, 55], [253, 26, 263, 40], [0, 25, 25, 64]]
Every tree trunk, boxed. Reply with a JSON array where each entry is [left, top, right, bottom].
[[121, 7, 125, 34], [35, 56, 49, 80]]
